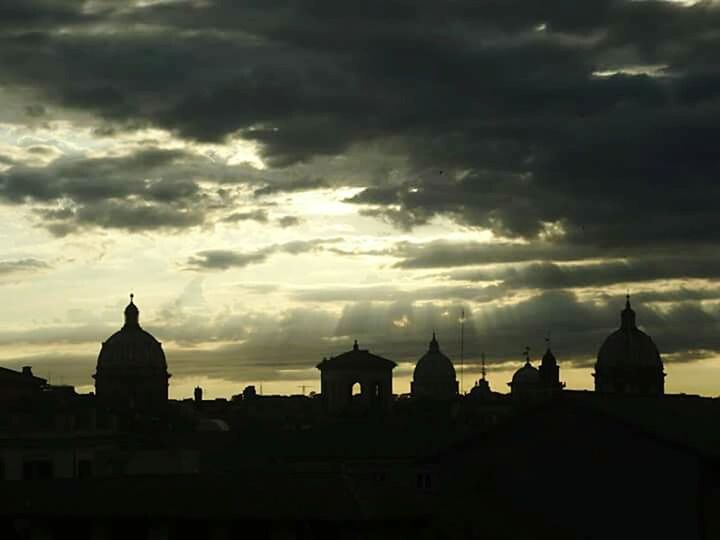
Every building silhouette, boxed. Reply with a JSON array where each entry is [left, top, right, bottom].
[[0, 366, 46, 403], [2, 293, 718, 539], [508, 347, 543, 401], [594, 295, 665, 395], [411, 332, 458, 400], [317, 340, 396, 413], [93, 295, 171, 410], [538, 341, 565, 392]]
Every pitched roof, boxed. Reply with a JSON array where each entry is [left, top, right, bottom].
[[317, 342, 396, 372]]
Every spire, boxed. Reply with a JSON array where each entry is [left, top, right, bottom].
[[481, 351, 486, 380], [353, 339, 359, 351], [429, 331, 439, 352], [124, 293, 139, 327], [621, 293, 636, 329]]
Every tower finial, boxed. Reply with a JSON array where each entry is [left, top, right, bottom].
[[524, 345, 531, 364], [353, 339, 359, 351], [130, 292, 134, 303], [621, 292, 636, 329], [481, 351, 486, 380]]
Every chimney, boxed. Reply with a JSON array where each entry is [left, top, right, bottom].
[[194, 386, 203, 403], [22, 366, 33, 377]]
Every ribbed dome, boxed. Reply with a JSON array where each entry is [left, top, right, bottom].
[[596, 297, 662, 370], [413, 333, 456, 381], [96, 297, 167, 373]]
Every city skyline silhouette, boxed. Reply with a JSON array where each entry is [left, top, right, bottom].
[[1, 0, 719, 537]]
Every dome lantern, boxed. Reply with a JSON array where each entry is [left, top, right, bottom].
[[124, 293, 139, 327], [621, 294, 636, 330]]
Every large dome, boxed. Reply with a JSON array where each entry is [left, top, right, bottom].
[[596, 298, 662, 370], [413, 333, 456, 381], [96, 296, 167, 374]]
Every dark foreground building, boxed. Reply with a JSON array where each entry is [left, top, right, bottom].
[[1, 391, 720, 539]]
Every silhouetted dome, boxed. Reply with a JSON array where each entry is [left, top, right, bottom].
[[511, 361, 540, 386], [469, 378, 493, 399], [413, 333, 456, 381], [597, 297, 662, 370], [97, 296, 167, 373]]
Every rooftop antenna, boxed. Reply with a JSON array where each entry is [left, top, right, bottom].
[[298, 385, 310, 395], [459, 308, 465, 394]]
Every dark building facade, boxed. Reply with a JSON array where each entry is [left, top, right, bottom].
[[94, 296, 170, 410], [411, 333, 458, 400], [0, 366, 46, 403], [317, 340, 395, 413], [594, 296, 665, 395]]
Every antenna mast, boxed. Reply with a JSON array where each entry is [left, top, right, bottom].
[[460, 308, 465, 394]]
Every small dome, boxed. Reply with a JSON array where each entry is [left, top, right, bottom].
[[597, 296, 662, 370], [413, 333, 456, 381], [511, 361, 540, 386]]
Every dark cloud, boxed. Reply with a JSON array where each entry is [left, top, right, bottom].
[[0, 147, 262, 234], [450, 256, 720, 290], [185, 237, 343, 270], [1, 0, 718, 248], [253, 177, 329, 198], [222, 209, 269, 223], [276, 215, 302, 227], [391, 240, 604, 269], [0, 258, 50, 276]]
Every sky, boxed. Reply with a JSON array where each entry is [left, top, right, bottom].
[[1, 0, 720, 399]]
